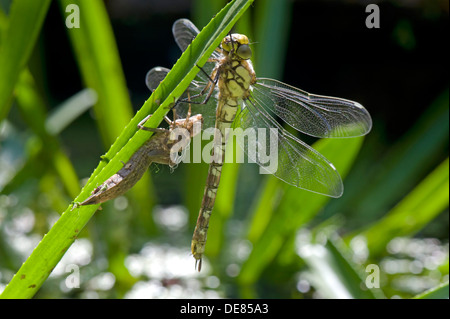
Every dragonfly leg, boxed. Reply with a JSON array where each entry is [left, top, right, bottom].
[[173, 63, 219, 112], [139, 127, 167, 133], [175, 83, 211, 105], [70, 201, 80, 211], [199, 73, 219, 105], [174, 92, 194, 131], [176, 69, 219, 110], [137, 114, 152, 130], [196, 63, 215, 83], [138, 114, 168, 133], [169, 109, 177, 130], [185, 92, 192, 119], [164, 114, 176, 129]]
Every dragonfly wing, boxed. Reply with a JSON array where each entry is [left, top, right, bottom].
[[233, 98, 343, 197], [253, 78, 372, 138], [145, 66, 218, 128], [172, 19, 222, 84], [172, 19, 201, 52], [145, 67, 170, 92]]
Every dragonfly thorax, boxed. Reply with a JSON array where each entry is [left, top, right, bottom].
[[218, 59, 255, 100]]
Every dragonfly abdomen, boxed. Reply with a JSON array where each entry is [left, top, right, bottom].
[[191, 162, 221, 265], [191, 46, 256, 271], [191, 97, 240, 270]]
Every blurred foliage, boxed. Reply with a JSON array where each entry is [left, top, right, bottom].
[[0, 0, 448, 299], [0, 0, 253, 298]]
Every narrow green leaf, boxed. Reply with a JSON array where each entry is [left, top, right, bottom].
[[58, 0, 134, 147], [193, 0, 226, 28], [16, 70, 82, 198], [45, 89, 98, 135], [298, 236, 384, 299], [0, 0, 51, 120], [254, 0, 292, 78], [352, 158, 449, 256], [413, 281, 449, 299], [246, 176, 282, 243]]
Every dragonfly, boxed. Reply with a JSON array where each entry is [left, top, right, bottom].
[[146, 19, 372, 271], [77, 107, 202, 207]]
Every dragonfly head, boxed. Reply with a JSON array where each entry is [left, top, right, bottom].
[[221, 33, 252, 60]]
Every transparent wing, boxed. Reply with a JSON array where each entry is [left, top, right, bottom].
[[145, 67, 170, 92], [233, 98, 343, 197], [172, 18, 201, 52], [172, 18, 222, 85], [252, 78, 372, 138], [145, 66, 218, 128]]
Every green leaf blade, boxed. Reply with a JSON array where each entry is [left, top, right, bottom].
[[0, 0, 51, 120]]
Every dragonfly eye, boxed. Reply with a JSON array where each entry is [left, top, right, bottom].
[[221, 33, 250, 57], [236, 44, 252, 60]]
